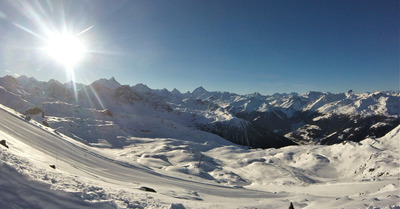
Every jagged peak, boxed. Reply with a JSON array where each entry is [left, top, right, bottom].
[[109, 76, 117, 82], [4, 75, 19, 82], [192, 86, 207, 94], [247, 92, 262, 98], [171, 88, 181, 95], [48, 79, 62, 85], [301, 91, 326, 98], [132, 83, 152, 93], [160, 88, 170, 93], [90, 77, 121, 90], [133, 83, 150, 88], [193, 86, 206, 92]]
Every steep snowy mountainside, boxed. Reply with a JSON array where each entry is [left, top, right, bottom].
[[157, 88, 295, 148], [0, 75, 265, 148], [178, 86, 399, 145], [0, 85, 31, 111], [0, 75, 27, 95], [282, 91, 400, 144], [0, 75, 398, 148]]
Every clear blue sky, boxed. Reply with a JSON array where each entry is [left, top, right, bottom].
[[0, 0, 398, 95]]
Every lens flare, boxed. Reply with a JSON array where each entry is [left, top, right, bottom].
[[44, 32, 86, 68], [5, 1, 103, 106]]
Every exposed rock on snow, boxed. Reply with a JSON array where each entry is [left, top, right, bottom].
[[0, 139, 8, 149]]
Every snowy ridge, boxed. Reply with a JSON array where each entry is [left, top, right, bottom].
[[0, 75, 398, 148]]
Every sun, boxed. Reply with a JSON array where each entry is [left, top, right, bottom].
[[44, 32, 86, 68]]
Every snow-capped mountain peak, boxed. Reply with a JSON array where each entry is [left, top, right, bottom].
[[171, 88, 181, 95], [192, 86, 208, 97], [132, 83, 152, 94], [90, 77, 121, 90]]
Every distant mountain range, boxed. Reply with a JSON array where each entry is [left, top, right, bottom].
[[0, 75, 398, 148]]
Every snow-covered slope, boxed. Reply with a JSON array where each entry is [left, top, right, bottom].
[[0, 102, 398, 208]]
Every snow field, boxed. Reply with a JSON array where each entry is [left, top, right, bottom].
[[98, 125, 400, 208], [0, 103, 399, 208]]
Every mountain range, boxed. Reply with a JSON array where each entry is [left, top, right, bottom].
[[0, 75, 398, 149]]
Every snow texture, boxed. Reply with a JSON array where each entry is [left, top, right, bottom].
[[0, 101, 399, 208]]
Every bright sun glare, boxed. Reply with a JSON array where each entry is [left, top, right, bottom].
[[44, 32, 86, 68]]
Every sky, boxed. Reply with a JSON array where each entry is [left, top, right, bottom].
[[0, 0, 398, 95]]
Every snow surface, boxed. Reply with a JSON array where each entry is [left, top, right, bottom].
[[0, 104, 399, 208]]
